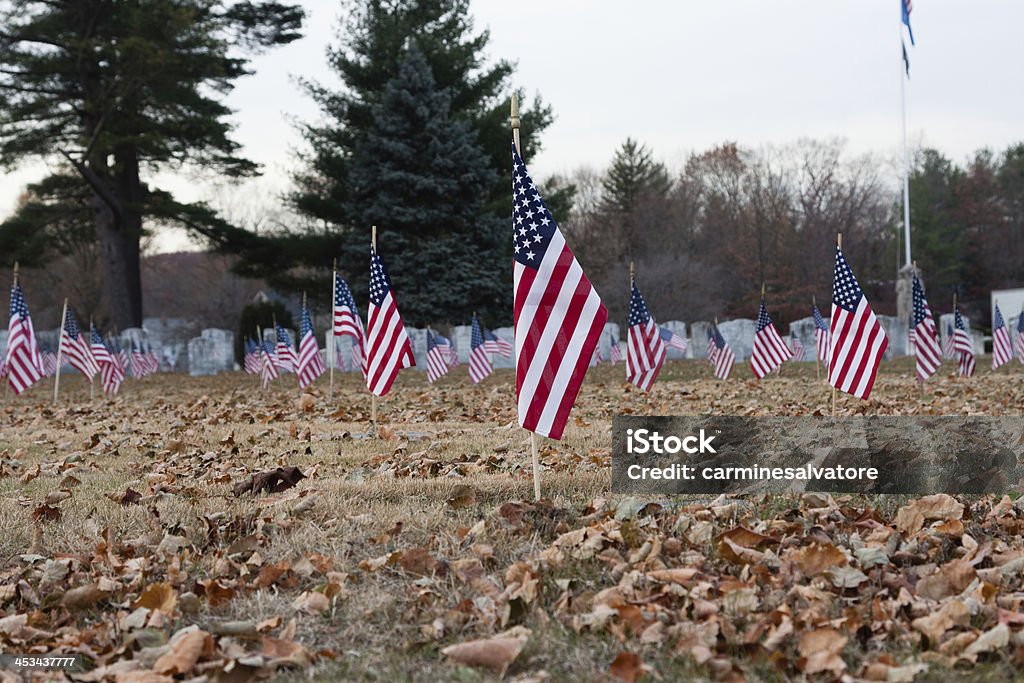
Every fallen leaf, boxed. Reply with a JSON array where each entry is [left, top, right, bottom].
[[441, 626, 530, 676]]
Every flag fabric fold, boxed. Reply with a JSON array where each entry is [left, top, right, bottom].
[[954, 307, 975, 377], [512, 140, 607, 440], [333, 273, 366, 374], [626, 280, 666, 392], [659, 326, 688, 353], [297, 305, 325, 388], [61, 309, 99, 379], [365, 244, 415, 397], [708, 324, 735, 380], [260, 339, 279, 388], [483, 330, 513, 358], [5, 282, 43, 394], [750, 299, 792, 378], [911, 274, 941, 381], [828, 247, 888, 399], [426, 329, 450, 383], [469, 316, 493, 384], [992, 304, 1012, 370], [275, 324, 298, 374]]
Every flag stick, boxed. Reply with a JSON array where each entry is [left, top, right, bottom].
[[813, 295, 821, 382], [329, 259, 336, 400], [511, 92, 541, 501], [53, 298, 68, 404], [370, 225, 378, 437], [831, 234, 841, 416]]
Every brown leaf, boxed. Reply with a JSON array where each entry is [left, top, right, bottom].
[[62, 583, 107, 611], [153, 628, 211, 675], [441, 627, 530, 676], [293, 590, 330, 615], [297, 394, 315, 412], [44, 490, 71, 505], [447, 484, 478, 509], [609, 652, 644, 682], [233, 466, 305, 496], [792, 543, 847, 576], [912, 599, 969, 644], [798, 627, 847, 675], [32, 503, 61, 523], [134, 582, 177, 614], [106, 488, 142, 506]]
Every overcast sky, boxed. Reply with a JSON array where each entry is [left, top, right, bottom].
[[2, 1, 1021, 251]]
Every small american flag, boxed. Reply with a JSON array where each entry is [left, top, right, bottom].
[[953, 306, 975, 377], [659, 327, 688, 353], [39, 345, 58, 377], [426, 329, 450, 383], [789, 333, 806, 361], [366, 244, 415, 396], [61, 309, 99, 379], [911, 274, 941, 381], [333, 274, 366, 372], [829, 247, 887, 399], [5, 282, 43, 394], [589, 345, 603, 367], [1015, 308, 1024, 364], [469, 316, 493, 384], [942, 322, 956, 359], [260, 339, 279, 388], [709, 324, 735, 380], [90, 325, 113, 367], [750, 298, 792, 378], [626, 281, 666, 392], [275, 324, 298, 373], [100, 336, 125, 395], [436, 334, 458, 368], [130, 339, 146, 377], [512, 141, 607, 440], [243, 338, 260, 374], [609, 335, 622, 365], [483, 330, 513, 358], [812, 304, 830, 362], [297, 304, 325, 389], [992, 304, 1012, 370]]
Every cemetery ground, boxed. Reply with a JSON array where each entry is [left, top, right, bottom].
[[1, 360, 1024, 682]]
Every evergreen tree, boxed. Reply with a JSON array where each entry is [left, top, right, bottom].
[[908, 149, 967, 298], [0, 0, 304, 327], [601, 138, 672, 214], [347, 47, 506, 323]]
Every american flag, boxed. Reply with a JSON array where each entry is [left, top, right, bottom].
[[828, 247, 888, 399], [469, 316, 493, 384], [100, 336, 125, 395], [39, 345, 58, 377], [812, 304, 830, 362], [953, 306, 975, 377], [750, 299, 792, 378], [334, 343, 349, 373], [243, 338, 260, 374], [144, 339, 160, 374], [297, 304, 325, 388], [512, 141, 607, 440], [366, 244, 415, 396], [659, 327, 688, 353], [436, 334, 458, 368], [484, 330, 513, 358], [911, 273, 941, 381], [942, 322, 956, 359], [626, 281, 666, 392], [789, 333, 806, 361], [333, 274, 366, 373], [708, 324, 735, 380], [61, 309, 99, 379], [5, 282, 43, 395], [130, 339, 146, 377], [589, 345, 603, 367], [426, 329, 450, 383], [992, 304, 1013, 370], [609, 335, 622, 365], [260, 339, 279, 388], [90, 325, 113, 367], [1016, 308, 1024, 364], [275, 324, 298, 373]]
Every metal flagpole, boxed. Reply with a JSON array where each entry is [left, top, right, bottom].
[[53, 298, 68, 403], [511, 93, 541, 501], [900, 14, 912, 267], [329, 259, 336, 400], [370, 225, 378, 438]]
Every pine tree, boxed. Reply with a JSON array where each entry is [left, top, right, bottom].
[[347, 47, 506, 323], [601, 138, 672, 214]]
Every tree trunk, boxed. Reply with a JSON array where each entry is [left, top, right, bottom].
[[91, 150, 144, 329]]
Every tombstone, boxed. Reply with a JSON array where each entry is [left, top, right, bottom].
[[403, 327, 429, 370], [489, 327, 515, 369], [876, 315, 908, 358], [689, 321, 712, 359], [717, 319, 756, 362], [787, 317, 818, 362], [939, 313, 978, 354], [450, 325, 471, 366], [659, 320, 689, 359], [323, 332, 363, 373], [896, 264, 915, 329], [187, 328, 234, 376]]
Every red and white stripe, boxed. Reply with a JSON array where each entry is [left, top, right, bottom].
[[953, 309, 975, 377], [829, 248, 888, 400], [750, 300, 792, 379], [626, 283, 666, 392], [913, 312, 941, 383], [60, 323, 99, 380], [992, 305, 1012, 371], [426, 332, 450, 383], [5, 284, 43, 394], [297, 316, 325, 390], [365, 246, 414, 396]]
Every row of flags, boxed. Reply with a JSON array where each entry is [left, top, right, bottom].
[[2, 281, 159, 396]]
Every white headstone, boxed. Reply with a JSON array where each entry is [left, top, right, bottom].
[[717, 319, 756, 362]]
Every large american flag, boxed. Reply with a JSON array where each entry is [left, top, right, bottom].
[[297, 305, 325, 389], [992, 304, 1012, 370], [512, 141, 607, 440], [812, 304, 830, 362], [911, 273, 941, 381], [260, 339, 279, 388], [626, 281, 665, 392], [484, 330, 513, 358], [333, 274, 366, 373], [659, 326, 688, 353], [829, 247, 887, 399], [708, 324, 735, 380], [426, 329, 450, 383], [953, 307, 975, 377], [61, 309, 99, 379], [5, 282, 42, 394], [366, 244, 415, 396], [275, 324, 298, 374], [750, 299, 792, 378], [1016, 308, 1024, 364], [469, 316, 493, 384]]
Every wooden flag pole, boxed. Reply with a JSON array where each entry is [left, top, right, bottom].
[[831, 234, 841, 416], [813, 295, 821, 382], [329, 259, 336, 400], [53, 298, 68, 403], [511, 93, 541, 501], [370, 225, 378, 437]]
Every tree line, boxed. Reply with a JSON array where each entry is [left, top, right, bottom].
[[1, 0, 1019, 332]]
